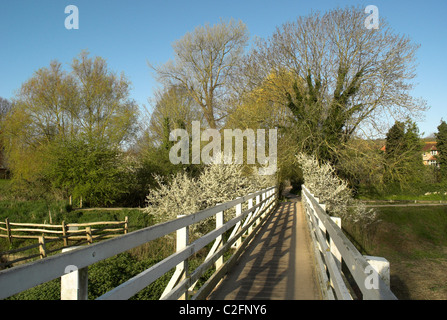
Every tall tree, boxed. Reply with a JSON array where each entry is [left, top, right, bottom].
[[149, 19, 249, 129], [435, 120, 447, 180], [244, 6, 427, 163], [384, 120, 423, 190], [2, 52, 139, 203], [385, 121, 406, 160]]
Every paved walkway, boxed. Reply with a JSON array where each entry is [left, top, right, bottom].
[[209, 193, 321, 300]]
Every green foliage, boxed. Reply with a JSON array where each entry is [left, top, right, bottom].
[[435, 120, 447, 180], [44, 137, 128, 207], [383, 120, 424, 192], [2, 51, 139, 204], [87, 252, 171, 300]]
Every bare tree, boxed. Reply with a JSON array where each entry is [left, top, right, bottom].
[[244, 6, 427, 160], [149, 19, 249, 129], [148, 85, 202, 146]]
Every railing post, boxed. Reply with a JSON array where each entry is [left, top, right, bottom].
[[61, 247, 88, 300], [364, 256, 391, 288], [235, 202, 242, 248], [177, 215, 189, 300], [255, 194, 261, 226], [215, 209, 224, 270], [330, 217, 342, 271], [261, 192, 266, 218], [247, 197, 254, 235]]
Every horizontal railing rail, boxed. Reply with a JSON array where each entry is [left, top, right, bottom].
[[301, 185, 397, 300], [0, 186, 277, 300]]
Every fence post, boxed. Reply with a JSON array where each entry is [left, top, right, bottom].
[[5, 218, 12, 244], [38, 236, 47, 259], [86, 227, 92, 244], [62, 220, 68, 247], [177, 215, 189, 300], [61, 247, 88, 300], [124, 216, 128, 234]]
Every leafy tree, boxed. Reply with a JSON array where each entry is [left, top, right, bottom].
[[435, 120, 447, 180], [385, 121, 406, 160], [2, 52, 139, 202], [44, 137, 127, 207]]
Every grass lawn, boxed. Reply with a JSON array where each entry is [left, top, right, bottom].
[[344, 205, 447, 300]]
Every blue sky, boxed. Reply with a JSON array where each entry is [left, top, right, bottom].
[[0, 0, 446, 136]]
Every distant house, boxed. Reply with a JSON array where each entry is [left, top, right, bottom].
[[380, 141, 439, 167], [422, 141, 439, 166]]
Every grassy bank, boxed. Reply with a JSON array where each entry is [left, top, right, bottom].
[[344, 205, 447, 299]]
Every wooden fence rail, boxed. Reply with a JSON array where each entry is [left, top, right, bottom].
[[0, 186, 277, 300], [0, 217, 128, 268], [301, 185, 397, 300]]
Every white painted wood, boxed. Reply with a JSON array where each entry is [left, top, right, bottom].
[[304, 192, 352, 300], [365, 256, 391, 288], [60, 247, 88, 300], [98, 189, 276, 300], [0, 187, 277, 301], [330, 217, 342, 271], [215, 209, 224, 270], [301, 185, 397, 300]]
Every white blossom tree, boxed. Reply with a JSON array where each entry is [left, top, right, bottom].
[[297, 152, 376, 225]]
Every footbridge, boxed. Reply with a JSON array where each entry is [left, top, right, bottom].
[[0, 185, 397, 300]]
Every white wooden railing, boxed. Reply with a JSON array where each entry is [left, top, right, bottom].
[[0, 186, 277, 300], [301, 185, 397, 300]]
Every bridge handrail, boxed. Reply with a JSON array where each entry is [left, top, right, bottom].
[[0, 186, 277, 300], [301, 185, 397, 300]]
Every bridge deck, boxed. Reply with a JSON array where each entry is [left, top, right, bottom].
[[209, 193, 322, 300]]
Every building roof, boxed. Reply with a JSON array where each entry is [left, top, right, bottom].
[[381, 141, 438, 153], [422, 141, 437, 152]]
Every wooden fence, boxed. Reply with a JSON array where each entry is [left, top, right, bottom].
[[0, 186, 277, 300], [0, 218, 128, 268], [301, 185, 397, 300]]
